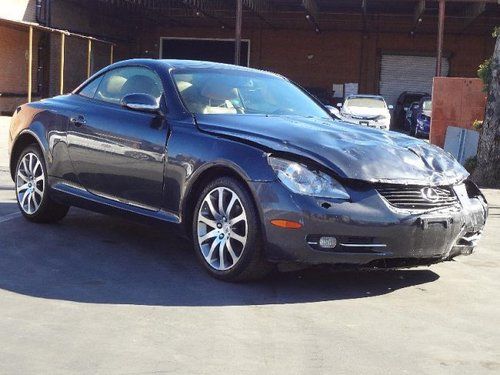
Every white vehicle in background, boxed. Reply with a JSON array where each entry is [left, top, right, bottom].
[[337, 95, 393, 130]]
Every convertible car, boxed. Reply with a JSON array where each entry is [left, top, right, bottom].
[[8, 59, 488, 281]]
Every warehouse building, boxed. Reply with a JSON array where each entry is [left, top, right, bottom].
[[0, 0, 499, 114]]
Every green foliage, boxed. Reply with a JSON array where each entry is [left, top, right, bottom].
[[472, 120, 483, 131], [477, 27, 500, 91], [478, 58, 492, 91], [464, 156, 477, 174], [493, 26, 500, 38]]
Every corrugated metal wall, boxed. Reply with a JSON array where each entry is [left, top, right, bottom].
[[380, 54, 450, 106]]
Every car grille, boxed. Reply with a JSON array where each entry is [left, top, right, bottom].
[[376, 185, 459, 210]]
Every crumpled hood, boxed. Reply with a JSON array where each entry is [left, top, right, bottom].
[[195, 114, 468, 186]]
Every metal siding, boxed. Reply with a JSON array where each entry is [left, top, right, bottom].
[[380, 55, 449, 106]]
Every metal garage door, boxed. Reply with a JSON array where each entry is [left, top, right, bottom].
[[380, 55, 449, 106]]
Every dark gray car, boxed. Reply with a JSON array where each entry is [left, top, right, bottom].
[[8, 59, 488, 281]]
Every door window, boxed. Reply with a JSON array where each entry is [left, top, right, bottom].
[[78, 75, 103, 98], [94, 67, 163, 105]]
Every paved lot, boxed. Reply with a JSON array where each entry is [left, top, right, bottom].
[[0, 116, 499, 374]]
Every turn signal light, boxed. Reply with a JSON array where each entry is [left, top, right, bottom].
[[270, 219, 303, 229]]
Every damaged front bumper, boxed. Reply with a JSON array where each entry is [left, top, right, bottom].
[[252, 180, 488, 268]]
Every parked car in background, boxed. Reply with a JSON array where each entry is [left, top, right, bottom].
[[406, 96, 432, 138], [8, 59, 487, 281], [405, 101, 420, 131], [393, 91, 430, 130], [337, 95, 392, 130]]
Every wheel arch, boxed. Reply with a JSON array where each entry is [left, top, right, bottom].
[[181, 163, 264, 239], [9, 131, 46, 181]]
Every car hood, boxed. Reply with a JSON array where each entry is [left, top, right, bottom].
[[195, 114, 468, 186]]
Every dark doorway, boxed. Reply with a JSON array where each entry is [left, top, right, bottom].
[[160, 38, 250, 66]]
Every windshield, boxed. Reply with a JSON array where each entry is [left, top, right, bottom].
[[345, 97, 386, 109], [422, 100, 432, 111], [172, 69, 329, 119]]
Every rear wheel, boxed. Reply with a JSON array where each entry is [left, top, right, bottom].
[[15, 145, 69, 223], [192, 177, 273, 282]]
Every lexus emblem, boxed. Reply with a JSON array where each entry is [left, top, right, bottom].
[[421, 187, 440, 202]]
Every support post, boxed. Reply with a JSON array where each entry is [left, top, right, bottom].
[[87, 39, 92, 78], [60, 32, 65, 94], [28, 26, 33, 103], [110, 44, 114, 65], [436, 0, 445, 76], [235, 0, 243, 66]]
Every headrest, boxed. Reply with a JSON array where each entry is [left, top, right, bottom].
[[201, 81, 238, 101], [105, 75, 127, 95], [121, 75, 161, 98]]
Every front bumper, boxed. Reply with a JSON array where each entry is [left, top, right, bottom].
[[252, 180, 487, 267], [344, 117, 390, 130]]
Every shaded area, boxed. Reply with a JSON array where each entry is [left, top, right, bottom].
[[0, 209, 439, 306]]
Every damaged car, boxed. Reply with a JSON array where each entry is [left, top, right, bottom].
[[8, 59, 488, 281]]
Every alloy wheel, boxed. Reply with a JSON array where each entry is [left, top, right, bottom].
[[16, 152, 45, 215], [197, 187, 248, 271]]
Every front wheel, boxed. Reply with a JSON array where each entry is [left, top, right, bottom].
[[192, 177, 273, 282], [15, 145, 69, 223]]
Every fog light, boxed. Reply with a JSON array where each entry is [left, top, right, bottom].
[[319, 236, 337, 249]]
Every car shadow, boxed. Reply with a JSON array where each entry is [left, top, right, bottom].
[[0, 208, 440, 307]]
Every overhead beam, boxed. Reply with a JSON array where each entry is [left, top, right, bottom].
[[411, 0, 426, 33], [181, 0, 232, 29], [461, 1, 486, 32], [243, 0, 275, 27], [301, 0, 320, 33]]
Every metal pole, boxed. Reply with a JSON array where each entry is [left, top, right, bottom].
[[60, 32, 65, 94], [235, 0, 243, 65], [28, 26, 33, 102], [436, 0, 445, 76], [110, 44, 114, 65], [87, 39, 92, 78]]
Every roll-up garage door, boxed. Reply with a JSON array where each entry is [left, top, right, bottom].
[[380, 54, 449, 107]]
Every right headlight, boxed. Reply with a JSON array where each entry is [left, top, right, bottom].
[[268, 157, 350, 200]]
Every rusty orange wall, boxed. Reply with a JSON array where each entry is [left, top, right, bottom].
[[430, 77, 486, 148]]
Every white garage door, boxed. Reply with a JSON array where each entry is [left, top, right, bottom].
[[380, 54, 449, 107]]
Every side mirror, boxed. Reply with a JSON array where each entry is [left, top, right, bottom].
[[336, 103, 343, 108], [326, 105, 341, 118], [388, 105, 394, 110], [403, 107, 409, 111], [121, 93, 161, 114]]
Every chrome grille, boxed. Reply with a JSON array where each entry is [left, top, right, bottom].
[[377, 185, 459, 210]]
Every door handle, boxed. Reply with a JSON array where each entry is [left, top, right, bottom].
[[70, 115, 86, 127]]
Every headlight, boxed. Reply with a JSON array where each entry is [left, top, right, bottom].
[[268, 157, 350, 200]]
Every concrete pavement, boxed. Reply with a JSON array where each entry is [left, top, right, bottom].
[[0, 116, 499, 374]]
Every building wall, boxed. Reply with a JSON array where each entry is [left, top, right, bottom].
[[137, 25, 494, 97], [0, 0, 36, 22], [0, 24, 41, 113]]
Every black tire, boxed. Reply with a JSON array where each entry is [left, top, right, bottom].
[[192, 176, 273, 282], [15, 145, 69, 223], [411, 125, 418, 137]]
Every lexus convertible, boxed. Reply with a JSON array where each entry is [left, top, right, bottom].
[[8, 59, 488, 281]]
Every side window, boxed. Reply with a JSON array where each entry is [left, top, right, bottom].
[[94, 67, 163, 105], [78, 76, 103, 98]]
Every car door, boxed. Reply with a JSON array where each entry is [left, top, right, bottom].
[[67, 66, 168, 210]]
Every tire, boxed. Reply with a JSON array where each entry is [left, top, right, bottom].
[[410, 124, 417, 137], [15, 145, 69, 223], [192, 176, 273, 282]]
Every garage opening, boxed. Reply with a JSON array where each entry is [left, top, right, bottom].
[[380, 54, 450, 107], [160, 37, 250, 66]]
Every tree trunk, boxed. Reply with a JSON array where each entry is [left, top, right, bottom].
[[472, 35, 500, 188]]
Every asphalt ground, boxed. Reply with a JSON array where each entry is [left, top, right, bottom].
[[0, 116, 499, 374]]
